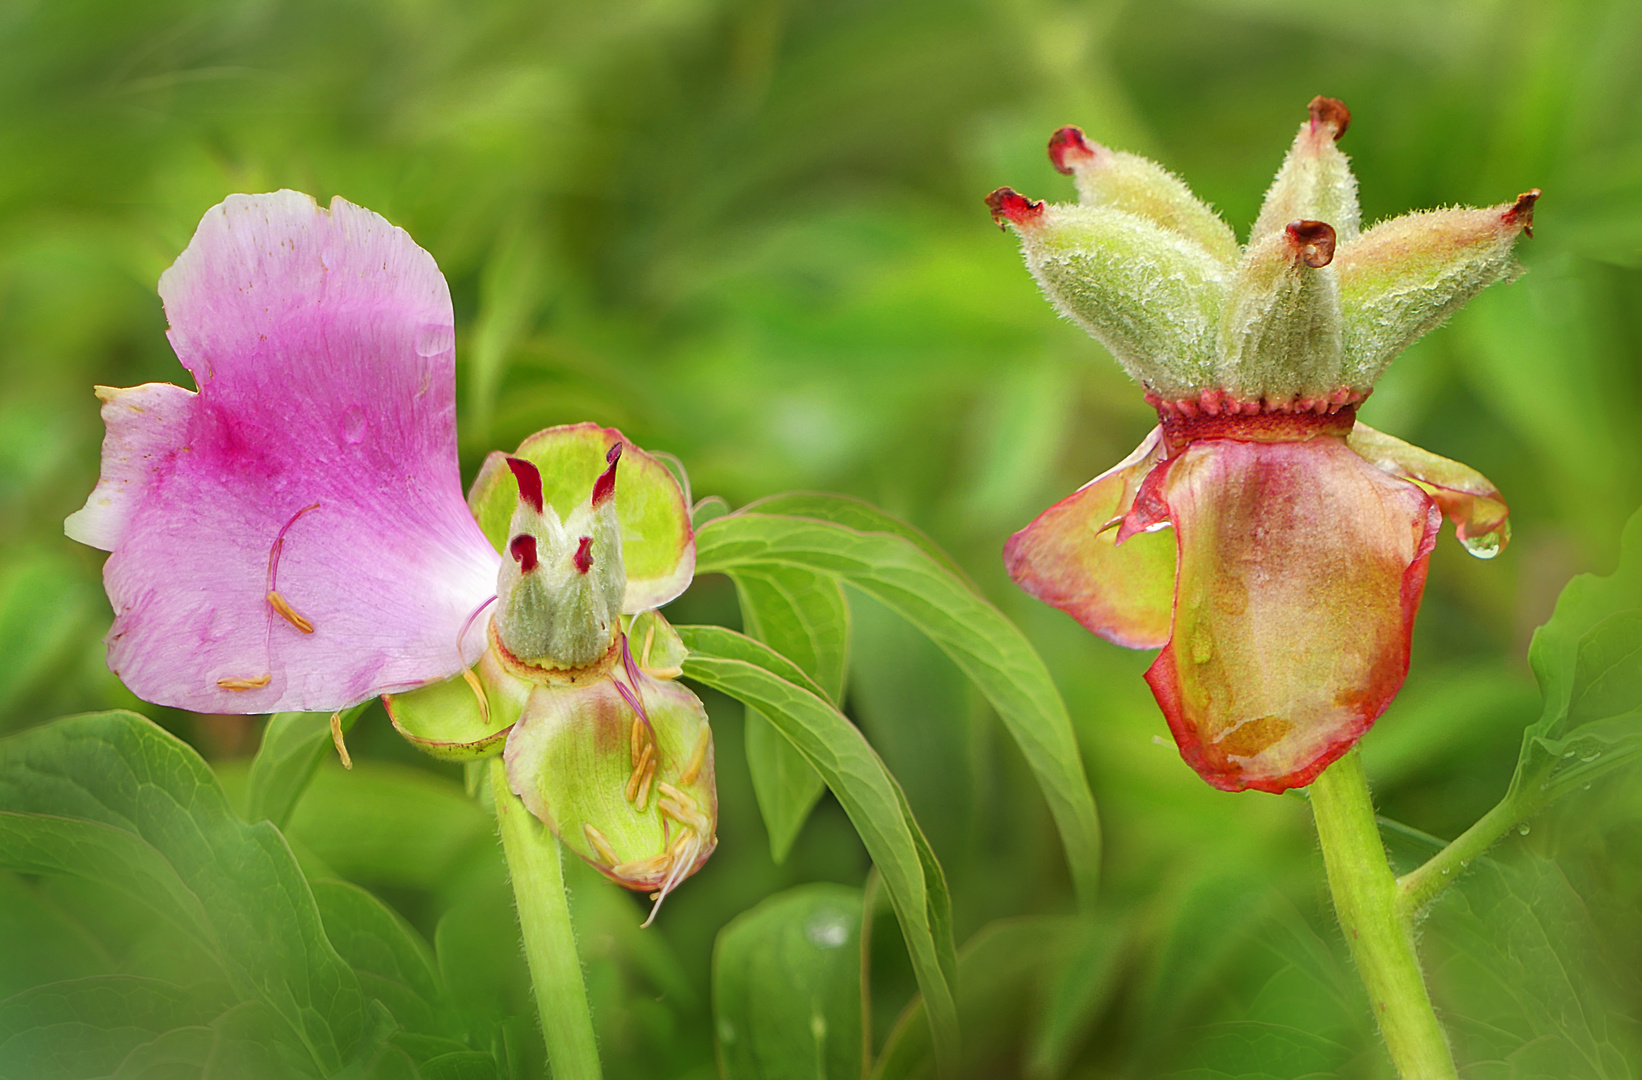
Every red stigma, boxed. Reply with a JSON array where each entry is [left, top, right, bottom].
[[985, 188, 1045, 229], [509, 534, 539, 573], [1506, 189, 1540, 238], [506, 457, 544, 514], [1285, 220, 1337, 268], [591, 441, 622, 507], [1308, 96, 1351, 140], [1048, 126, 1097, 175], [574, 536, 593, 574]]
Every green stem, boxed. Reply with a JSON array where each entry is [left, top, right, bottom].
[[1396, 796, 1527, 918], [490, 757, 602, 1079], [1310, 751, 1456, 1080]]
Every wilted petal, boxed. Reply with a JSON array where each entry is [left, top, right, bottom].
[[505, 672, 716, 913], [1004, 429, 1174, 649], [1145, 436, 1440, 792], [1348, 423, 1511, 557], [65, 192, 500, 713], [470, 423, 695, 613]]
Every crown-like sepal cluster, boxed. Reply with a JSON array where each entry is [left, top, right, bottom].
[[989, 98, 1537, 411]]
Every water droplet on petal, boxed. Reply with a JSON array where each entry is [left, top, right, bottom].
[[415, 322, 455, 357], [341, 405, 366, 444], [1460, 520, 1510, 560], [1516, 822, 1530, 836]]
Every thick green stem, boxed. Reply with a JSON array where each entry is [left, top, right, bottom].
[[491, 757, 602, 1079], [1310, 751, 1456, 1080]]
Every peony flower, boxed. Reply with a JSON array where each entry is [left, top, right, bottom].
[[66, 191, 713, 911], [995, 99, 1528, 793]]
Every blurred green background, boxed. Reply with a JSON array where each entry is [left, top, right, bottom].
[[2, 0, 1641, 1076]]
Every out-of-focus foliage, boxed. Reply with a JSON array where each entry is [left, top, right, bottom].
[[2, 0, 1641, 1077]]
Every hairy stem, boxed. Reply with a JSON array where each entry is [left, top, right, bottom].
[[1310, 751, 1456, 1080], [1396, 796, 1527, 918], [491, 757, 602, 1079]]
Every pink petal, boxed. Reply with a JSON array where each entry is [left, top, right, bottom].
[[66, 192, 500, 713], [1004, 428, 1175, 649], [1144, 436, 1440, 793]]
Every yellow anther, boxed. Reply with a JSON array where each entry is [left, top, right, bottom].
[[267, 590, 315, 634], [656, 781, 694, 808], [678, 727, 710, 785], [461, 666, 491, 723], [583, 823, 618, 865], [641, 623, 656, 668], [630, 717, 643, 768], [330, 712, 353, 770], [635, 758, 657, 809], [217, 673, 271, 691], [625, 742, 654, 803]]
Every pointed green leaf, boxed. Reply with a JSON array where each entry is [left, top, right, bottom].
[[0, 711, 372, 1073], [694, 508, 1102, 907], [733, 565, 849, 862], [675, 626, 959, 1075], [311, 879, 454, 1041], [246, 705, 366, 828], [1513, 506, 1642, 805], [714, 884, 864, 1080]]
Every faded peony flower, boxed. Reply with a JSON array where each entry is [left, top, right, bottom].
[[995, 99, 1527, 793], [65, 191, 714, 913]]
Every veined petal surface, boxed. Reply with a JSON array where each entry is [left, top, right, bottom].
[[1145, 436, 1440, 792], [66, 192, 500, 713], [1004, 428, 1174, 649]]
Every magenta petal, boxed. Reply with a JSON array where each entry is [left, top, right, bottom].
[[67, 192, 500, 713]]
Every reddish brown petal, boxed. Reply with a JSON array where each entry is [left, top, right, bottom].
[[1142, 436, 1440, 793], [1347, 423, 1510, 556], [1004, 429, 1175, 649]]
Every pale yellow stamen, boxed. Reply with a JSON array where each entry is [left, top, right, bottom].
[[678, 727, 710, 785], [625, 742, 654, 803], [266, 590, 315, 634], [330, 712, 352, 770], [635, 758, 657, 809], [461, 666, 491, 723], [217, 673, 271, 691], [583, 823, 617, 865], [630, 717, 643, 768], [641, 624, 656, 668]]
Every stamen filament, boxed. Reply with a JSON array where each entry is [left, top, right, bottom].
[[330, 711, 353, 770]]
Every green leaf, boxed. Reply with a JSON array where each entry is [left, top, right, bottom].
[[714, 883, 864, 1080], [246, 705, 366, 828], [733, 565, 849, 862], [311, 879, 454, 1042], [872, 916, 1079, 1080], [1424, 853, 1640, 1079], [0, 975, 232, 1080], [675, 626, 959, 1075], [0, 711, 372, 1073], [1514, 506, 1642, 805], [695, 507, 1102, 906]]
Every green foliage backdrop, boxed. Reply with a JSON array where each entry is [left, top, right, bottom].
[[2, 1, 1641, 1077]]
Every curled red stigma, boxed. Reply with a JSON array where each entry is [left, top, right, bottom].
[[574, 535, 594, 574], [1308, 96, 1351, 140], [510, 534, 539, 573], [1286, 220, 1337, 268], [1506, 189, 1540, 238], [591, 442, 622, 507], [1048, 126, 1096, 175], [985, 187, 1045, 229], [506, 457, 544, 514]]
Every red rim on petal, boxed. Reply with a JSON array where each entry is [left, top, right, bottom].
[[1142, 436, 1440, 793], [1004, 428, 1176, 650], [1348, 422, 1511, 556]]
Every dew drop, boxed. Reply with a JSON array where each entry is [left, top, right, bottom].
[[415, 322, 455, 357], [341, 405, 366, 444], [1441, 867, 1452, 875], [1460, 520, 1510, 560], [1579, 746, 1602, 762], [1516, 822, 1530, 836], [1582, 782, 1592, 791]]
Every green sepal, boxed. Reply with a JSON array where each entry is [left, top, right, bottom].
[[384, 654, 523, 762], [1217, 227, 1345, 402]]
